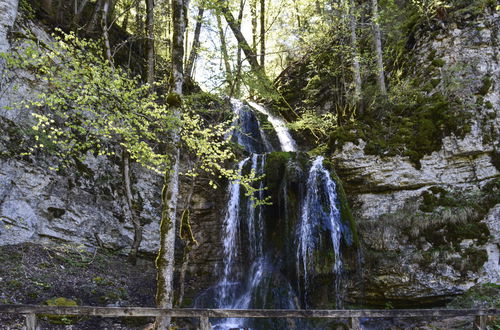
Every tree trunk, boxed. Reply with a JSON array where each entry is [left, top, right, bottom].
[[218, 1, 262, 75], [259, 0, 265, 69], [231, 0, 245, 97], [123, 149, 143, 265], [292, 0, 301, 29], [185, 6, 204, 77], [251, 0, 257, 52], [41, 0, 53, 18], [371, 0, 386, 95], [146, 0, 155, 85], [177, 175, 198, 307], [88, 0, 103, 33], [155, 0, 187, 328], [217, 14, 233, 89], [101, 0, 113, 65], [348, 0, 362, 111], [135, 0, 144, 36], [72, 0, 90, 27]]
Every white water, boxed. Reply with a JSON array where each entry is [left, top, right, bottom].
[[215, 155, 267, 329], [297, 156, 343, 307], [230, 99, 274, 153], [247, 101, 297, 152], [219, 157, 249, 307]]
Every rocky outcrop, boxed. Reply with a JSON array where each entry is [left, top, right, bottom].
[[334, 11, 500, 306], [0, 0, 18, 52], [0, 9, 229, 307]]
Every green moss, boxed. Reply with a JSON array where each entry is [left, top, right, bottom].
[[166, 93, 182, 107], [44, 297, 79, 325], [431, 58, 446, 67], [264, 152, 292, 191], [448, 283, 500, 309], [478, 75, 493, 95], [463, 247, 488, 272], [329, 169, 359, 247], [448, 223, 490, 246], [420, 187, 459, 212]]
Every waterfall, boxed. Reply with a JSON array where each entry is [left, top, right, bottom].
[[297, 156, 344, 308], [230, 99, 274, 153], [215, 155, 268, 329], [218, 157, 249, 308], [247, 101, 297, 152], [199, 101, 354, 329]]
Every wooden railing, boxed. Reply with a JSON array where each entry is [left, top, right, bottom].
[[0, 305, 498, 329]]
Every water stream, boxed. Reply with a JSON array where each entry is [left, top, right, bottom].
[[201, 100, 354, 329]]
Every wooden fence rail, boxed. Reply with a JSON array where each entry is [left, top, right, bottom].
[[0, 305, 498, 330]]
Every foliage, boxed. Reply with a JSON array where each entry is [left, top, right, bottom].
[[3, 29, 175, 173], [287, 110, 337, 143], [2, 30, 263, 198]]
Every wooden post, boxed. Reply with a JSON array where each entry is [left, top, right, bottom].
[[25, 313, 37, 330], [199, 315, 211, 330], [475, 315, 487, 330], [348, 317, 361, 330]]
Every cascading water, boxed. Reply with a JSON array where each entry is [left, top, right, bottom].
[[247, 101, 297, 152], [214, 154, 268, 329], [297, 156, 347, 308], [198, 100, 356, 329]]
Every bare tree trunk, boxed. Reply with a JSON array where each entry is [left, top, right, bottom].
[[177, 175, 198, 307], [41, 0, 53, 17], [88, 0, 104, 33], [72, 0, 90, 27], [371, 0, 386, 95], [101, 0, 113, 65], [155, 0, 187, 327], [219, 1, 262, 75], [135, 0, 144, 36], [146, 0, 155, 85], [250, 0, 257, 52], [292, 0, 301, 29], [259, 0, 265, 69], [231, 0, 245, 97], [217, 14, 233, 89], [185, 6, 204, 77], [123, 149, 143, 264], [122, 1, 131, 31], [348, 0, 362, 111]]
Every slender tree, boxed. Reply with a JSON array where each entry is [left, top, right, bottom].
[[231, 0, 246, 96], [218, 1, 262, 75], [72, 0, 90, 27], [123, 150, 142, 265], [348, 0, 362, 110], [155, 0, 188, 328], [101, 0, 113, 65], [217, 13, 233, 90], [259, 0, 265, 69], [251, 0, 257, 52], [185, 5, 204, 77], [146, 0, 155, 85], [371, 0, 386, 95]]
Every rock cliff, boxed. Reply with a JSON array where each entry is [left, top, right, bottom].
[[333, 11, 500, 306]]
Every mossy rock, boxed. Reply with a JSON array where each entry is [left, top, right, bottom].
[[477, 75, 493, 95], [448, 283, 500, 309], [44, 297, 79, 325]]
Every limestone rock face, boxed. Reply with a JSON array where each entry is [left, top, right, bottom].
[[0, 14, 167, 254], [0, 0, 18, 52], [0, 11, 226, 300], [334, 11, 500, 306]]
